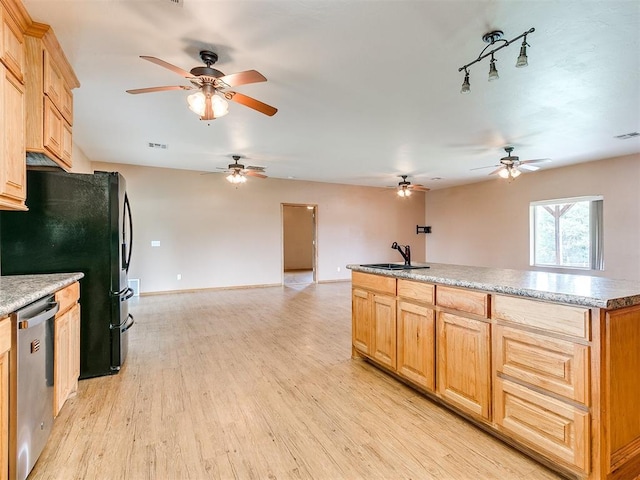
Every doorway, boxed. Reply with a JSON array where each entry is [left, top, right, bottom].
[[282, 204, 317, 285]]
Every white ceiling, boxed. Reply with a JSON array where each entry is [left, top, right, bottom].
[[24, 0, 640, 190]]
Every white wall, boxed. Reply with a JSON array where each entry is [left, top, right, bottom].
[[93, 162, 426, 293], [424, 154, 640, 281]]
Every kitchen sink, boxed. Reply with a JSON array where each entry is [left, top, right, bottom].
[[360, 263, 429, 270]]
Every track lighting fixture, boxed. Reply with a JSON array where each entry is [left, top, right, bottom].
[[458, 27, 535, 92]]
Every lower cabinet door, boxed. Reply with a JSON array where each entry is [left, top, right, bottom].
[[437, 312, 491, 420], [352, 288, 372, 355], [494, 377, 590, 473], [54, 310, 71, 417], [371, 294, 396, 369], [397, 300, 435, 391]]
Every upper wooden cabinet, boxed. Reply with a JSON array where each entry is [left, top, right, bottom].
[[24, 21, 79, 170], [0, 61, 26, 210], [1, 0, 24, 81], [0, 0, 28, 211]]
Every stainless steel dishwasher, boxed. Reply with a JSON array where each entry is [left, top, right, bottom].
[[12, 294, 59, 480]]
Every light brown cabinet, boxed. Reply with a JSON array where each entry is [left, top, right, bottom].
[[493, 294, 592, 473], [371, 293, 396, 369], [24, 22, 79, 170], [0, 0, 27, 211], [437, 311, 491, 420], [0, 0, 24, 81], [53, 282, 80, 417], [396, 279, 435, 391], [352, 287, 372, 356], [0, 61, 25, 210], [351, 272, 397, 369], [0, 317, 10, 480], [436, 286, 491, 421]]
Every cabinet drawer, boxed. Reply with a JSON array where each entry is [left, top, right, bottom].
[[352, 272, 395, 295], [494, 325, 589, 405], [436, 286, 489, 318], [397, 279, 434, 304], [495, 378, 590, 473], [493, 295, 590, 340], [55, 281, 80, 316]]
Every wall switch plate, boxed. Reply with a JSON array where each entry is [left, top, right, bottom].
[[151, 240, 160, 247]]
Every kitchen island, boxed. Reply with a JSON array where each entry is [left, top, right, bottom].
[[347, 263, 640, 480]]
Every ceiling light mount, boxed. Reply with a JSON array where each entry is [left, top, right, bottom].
[[482, 30, 504, 44], [458, 27, 535, 92]]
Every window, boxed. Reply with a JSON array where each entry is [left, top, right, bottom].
[[530, 196, 603, 270]]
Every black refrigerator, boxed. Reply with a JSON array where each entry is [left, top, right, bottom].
[[0, 169, 134, 379]]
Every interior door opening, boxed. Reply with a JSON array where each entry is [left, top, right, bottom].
[[282, 204, 317, 285]]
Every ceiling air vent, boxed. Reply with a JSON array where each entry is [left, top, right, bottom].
[[148, 142, 168, 149], [166, 0, 183, 6], [614, 132, 640, 140]]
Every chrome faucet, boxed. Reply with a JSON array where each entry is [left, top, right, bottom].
[[391, 242, 411, 266]]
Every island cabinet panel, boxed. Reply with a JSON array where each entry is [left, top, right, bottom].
[[493, 294, 591, 340], [397, 300, 435, 391], [436, 285, 489, 318], [352, 287, 372, 356], [605, 305, 640, 475], [495, 377, 590, 473], [371, 294, 396, 369], [494, 324, 590, 405], [437, 312, 491, 420]]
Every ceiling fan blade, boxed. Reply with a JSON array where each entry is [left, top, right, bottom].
[[411, 185, 430, 192], [217, 70, 267, 88], [470, 164, 500, 171], [519, 164, 540, 171], [245, 171, 267, 178], [489, 166, 505, 176], [520, 158, 551, 165], [225, 91, 278, 116], [140, 56, 193, 78], [126, 85, 191, 94]]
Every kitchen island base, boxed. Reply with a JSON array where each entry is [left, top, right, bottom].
[[349, 266, 640, 480]]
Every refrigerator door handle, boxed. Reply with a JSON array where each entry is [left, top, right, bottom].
[[112, 313, 135, 331], [122, 193, 133, 273], [122, 314, 135, 333]]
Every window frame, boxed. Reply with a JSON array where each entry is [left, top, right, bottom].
[[529, 195, 604, 271]]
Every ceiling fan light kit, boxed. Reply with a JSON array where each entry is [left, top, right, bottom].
[[396, 175, 428, 197], [459, 27, 534, 93]]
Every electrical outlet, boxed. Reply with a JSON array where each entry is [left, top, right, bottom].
[[337, 267, 341, 272], [177, 274, 181, 280], [151, 240, 160, 247]]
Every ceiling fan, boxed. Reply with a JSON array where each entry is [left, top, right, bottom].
[[218, 155, 267, 184], [473, 146, 550, 179], [395, 175, 429, 197], [126, 50, 277, 120]]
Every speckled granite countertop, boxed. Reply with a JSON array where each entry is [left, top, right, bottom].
[[0, 273, 84, 317], [347, 263, 640, 310]]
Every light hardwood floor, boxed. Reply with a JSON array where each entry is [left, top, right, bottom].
[[30, 282, 563, 480]]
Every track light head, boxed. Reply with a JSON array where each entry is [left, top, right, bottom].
[[488, 55, 499, 81], [461, 70, 471, 93], [516, 38, 529, 68]]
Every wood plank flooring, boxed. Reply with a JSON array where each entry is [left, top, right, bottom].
[[30, 282, 563, 479]]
